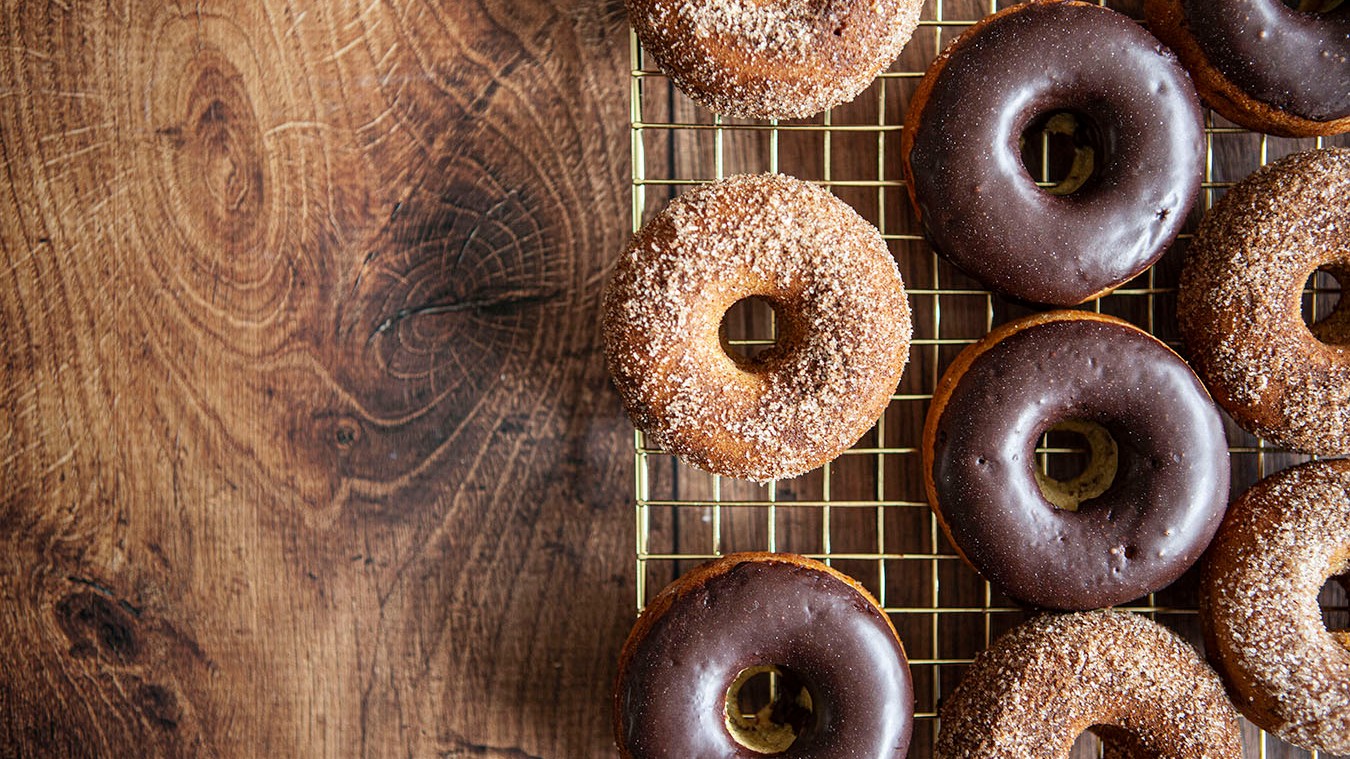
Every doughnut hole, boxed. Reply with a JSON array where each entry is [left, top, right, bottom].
[[1280, 0, 1347, 14], [1320, 564, 1350, 648], [1083, 725, 1150, 758], [1302, 266, 1347, 346], [1033, 420, 1119, 512], [1018, 110, 1103, 196], [720, 296, 780, 365], [723, 665, 815, 753], [1070, 730, 1101, 756]]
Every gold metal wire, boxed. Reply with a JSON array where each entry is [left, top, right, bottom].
[[628, 3, 1343, 756]]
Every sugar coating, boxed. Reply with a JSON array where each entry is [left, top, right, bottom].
[[686, 0, 819, 58], [627, 0, 922, 118], [602, 174, 911, 482], [1178, 147, 1349, 455], [938, 611, 1242, 758], [1202, 459, 1350, 754]]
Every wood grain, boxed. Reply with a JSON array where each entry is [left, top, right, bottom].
[[1, 1, 633, 756]]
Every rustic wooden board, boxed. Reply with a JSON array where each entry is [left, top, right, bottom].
[[1, 1, 635, 756]]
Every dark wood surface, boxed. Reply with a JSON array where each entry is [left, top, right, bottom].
[[1, 1, 634, 756]]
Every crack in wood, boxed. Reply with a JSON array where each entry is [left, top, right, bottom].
[[367, 286, 560, 342], [66, 575, 142, 618], [436, 729, 547, 759]]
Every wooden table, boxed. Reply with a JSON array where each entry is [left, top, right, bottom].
[[2, 1, 633, 755], [3, 1, 1346, 757]]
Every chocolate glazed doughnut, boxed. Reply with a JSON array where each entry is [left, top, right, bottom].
[[615, 553, 914, 759], [1146, 0, 1350, 137], [901, 0, 1204, 306], [923, 311, 1230, 610]]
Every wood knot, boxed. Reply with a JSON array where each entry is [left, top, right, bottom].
[[334, 420, 360, 449], [151, 46, 265, 260], [357, 179, 561, 362], [55, 590, 141, 665], [310, 412, 363, 450], [139, 34, 300, 341], [181, 58, 265, 247], [337, 172, 566, 422], [290, 411, 374, 486], [135, 681, 182, 731]]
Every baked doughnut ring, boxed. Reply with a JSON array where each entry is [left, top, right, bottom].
[[924, 311, 1230, 610], [615, 553, 914, 758], [627, 0, 923, 119], [1179, 148, 1350, 456], [603, 174, 912, 482], [1201, 459, 1350, 754], [938, 611, 1243, 758], [1146, 0, 1350, 137], [901, 0, 1203, 306]]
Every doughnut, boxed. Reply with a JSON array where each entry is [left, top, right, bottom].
[[1178, 148, 1350, 456], [627, 0, 923, 119], [900, 0, 1204, 306], [923, 311, 1230, 610], [1146, 0, 1350, 137], [603, 174, 912, 482], [938, 611, 1243, 758], [1201, 459, 1350, 753], [614, 553, 914, 758]]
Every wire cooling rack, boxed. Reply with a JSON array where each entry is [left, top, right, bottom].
[[626, 2, 1347, 757]]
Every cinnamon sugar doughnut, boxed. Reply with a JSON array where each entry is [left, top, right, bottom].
[[1145, 0, 1350, 137], [627, 0, 923, 119], [615, 553, 914, 758], [603, 174, 911, 482], [1201, 459, 1350, 754], [1178, 148, 1350, 455], [938, 611, 1243, 758]]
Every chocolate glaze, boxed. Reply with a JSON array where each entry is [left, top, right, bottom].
[[618, 558, 914, 758], [1179, 0, 1350, 122], [907, 1, 1203, 306], [930, 317, 1230, 610]]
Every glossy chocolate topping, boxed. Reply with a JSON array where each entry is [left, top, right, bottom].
[[617, 557, 914, 758], [1179, 0, 1350, 122], [929, 316, 1230, 610], [906, 1, 1203, 306]]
